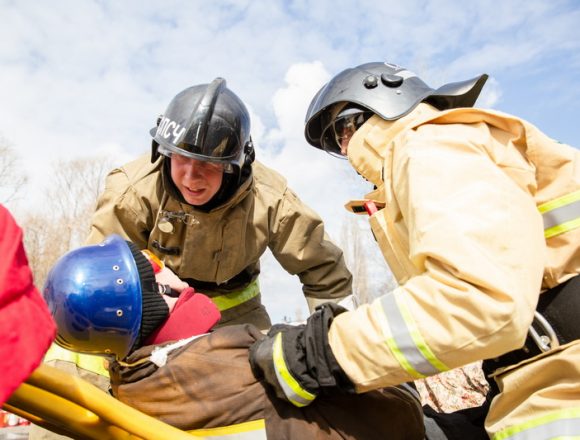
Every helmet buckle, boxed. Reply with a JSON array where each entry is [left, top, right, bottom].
[[381, 73, 403, 88]]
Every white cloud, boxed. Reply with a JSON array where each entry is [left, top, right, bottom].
[[476, 77, 502, 109], [1, 0, 579, 321]]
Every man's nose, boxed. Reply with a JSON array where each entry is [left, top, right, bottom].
[[340, 137, 350, 156], [184, 159, 204, 178]]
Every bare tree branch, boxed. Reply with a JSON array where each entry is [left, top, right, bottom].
[[20, 155, 115, 288], [0, 139, 28, 204]]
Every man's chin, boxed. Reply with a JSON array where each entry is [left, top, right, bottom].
[[184, 197, 208, 206]]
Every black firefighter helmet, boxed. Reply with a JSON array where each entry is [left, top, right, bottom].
[[150, 78, 254, 173], [304, 61, 489, 156]]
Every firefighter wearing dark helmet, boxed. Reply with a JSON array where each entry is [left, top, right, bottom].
[[86, 78, 352, 330], [250, 62, 580, 439]]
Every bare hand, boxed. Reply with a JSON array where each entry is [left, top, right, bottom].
[[155, 266, 189, 294], [161, 294, 179, 313]]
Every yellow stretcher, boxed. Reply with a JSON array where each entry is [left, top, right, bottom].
[[2, 364, 266, 439]]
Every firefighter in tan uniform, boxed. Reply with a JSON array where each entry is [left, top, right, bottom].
[[87, 77, 352, 328], [32, 78, 352, 440], [250, 62, 580, 439]]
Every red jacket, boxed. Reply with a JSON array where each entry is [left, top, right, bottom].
[[0, 204, 56, 405]]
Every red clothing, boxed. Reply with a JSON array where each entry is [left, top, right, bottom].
[[144, 287, 221, 345], [0, 204, 56, 405]]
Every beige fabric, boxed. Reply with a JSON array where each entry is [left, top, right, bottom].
[[327, 104, 580, 436], [87, 156, 352, 322], [485, 341, 580, 435]]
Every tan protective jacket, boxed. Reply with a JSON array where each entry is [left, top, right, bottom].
[[328, 103, 580, 391], [87, 155, 352, 325]]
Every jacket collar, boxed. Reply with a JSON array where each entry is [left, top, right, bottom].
[[346, 103, 441, 187]]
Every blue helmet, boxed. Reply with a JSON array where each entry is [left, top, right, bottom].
[[43, 235, 149, 360]]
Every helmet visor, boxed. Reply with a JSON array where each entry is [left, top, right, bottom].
[[320, 109, 372, 158], [158, 143, 235, 174]]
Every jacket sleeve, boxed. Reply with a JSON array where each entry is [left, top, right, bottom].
[[85, 166, 153, 247], [328, 122, 546, 392], [269, 187, 353, 312], [0, 205, 56, 404]]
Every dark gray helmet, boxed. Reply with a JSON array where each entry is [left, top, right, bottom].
[[305, 61, 488, 154], [150, 78, 254, 172]]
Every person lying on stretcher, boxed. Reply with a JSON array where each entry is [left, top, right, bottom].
[[43, 235, 425, 440]]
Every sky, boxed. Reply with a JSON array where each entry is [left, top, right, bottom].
[[1, 0, 579, 322]]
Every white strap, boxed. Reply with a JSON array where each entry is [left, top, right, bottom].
[[149, 333, 208, 367]]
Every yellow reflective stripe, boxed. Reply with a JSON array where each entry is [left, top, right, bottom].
[[492, 407, 580, 440], [210, 279, 260, 311], [44, 343, 110, 377], [272, 333, 317, 407], [398, 293, 449, 373], [379, 300, 424, 379], [545, 218, 580, 239], [188, 419, 266, 438], [538, 189, 580, 213], [538, 189, 580, 238], [379, 292, 448, 379]]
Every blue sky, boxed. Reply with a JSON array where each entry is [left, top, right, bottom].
[[1, 0, 579, 321]]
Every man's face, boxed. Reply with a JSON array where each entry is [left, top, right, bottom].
[[170, 154, 224, 205], [335, 111, 374, 156], [321, 104, 372, 157], [334, 116, 360, 156]]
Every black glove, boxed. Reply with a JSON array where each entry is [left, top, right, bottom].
[[249, 302, 354, 407]]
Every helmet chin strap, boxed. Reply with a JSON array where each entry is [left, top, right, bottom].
[[151, 139, 161, 163], [244, 139, 255, 165], [150, 115, 164, 163]]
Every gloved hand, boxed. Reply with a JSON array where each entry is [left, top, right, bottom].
[[249, 302, 354, 407]]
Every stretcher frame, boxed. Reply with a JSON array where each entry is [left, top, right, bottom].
[[3, 363, 201, 439]]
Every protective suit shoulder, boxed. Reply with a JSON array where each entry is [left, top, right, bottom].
[[251, 161, 288, 197], [86, 154, 163, 246], [110, 154, 164, 200]]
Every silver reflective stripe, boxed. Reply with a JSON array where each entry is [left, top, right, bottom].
[[542, 199, 580, 229], [380, 293, 446, 377], [494, 409, 580, 440], [538, 189, 580, 239]]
